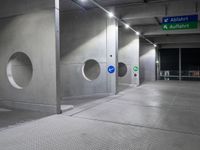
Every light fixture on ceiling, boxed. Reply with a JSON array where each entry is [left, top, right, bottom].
[[74, 0, 156, 47], [125, 24, 130, 29], [79, 0, 87, 2], [136, 31, 140, 36], [108, 12, 114, 18]]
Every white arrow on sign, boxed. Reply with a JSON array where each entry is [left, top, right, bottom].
[[109, 68, 114, 72], [163, 25, 168, 29], [164, 18, 169, 23]]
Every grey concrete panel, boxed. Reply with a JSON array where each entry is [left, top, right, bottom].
[[118, 29, 140, 85], [60, 10, 107, 64], [0, 9, 59, 113], [60, 10, 118, 98], [60, 10, 107, 99], [140, 43, 156, 83], [60, 63, 107, 98]]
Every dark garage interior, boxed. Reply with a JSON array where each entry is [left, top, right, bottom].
[[159, 48, 200, 81]]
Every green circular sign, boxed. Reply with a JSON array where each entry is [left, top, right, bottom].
[[133, 66, 139, 72]]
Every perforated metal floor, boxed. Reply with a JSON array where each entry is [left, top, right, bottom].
[[1, 81, 200, 150], [1, 115, 200, 150], [0, 108, 50, 130]]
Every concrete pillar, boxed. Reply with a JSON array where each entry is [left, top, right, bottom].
[[140, 43, 156, 83], [55, 0, 61, 113], [0, 0, 60, 114], [118, 29, 140, 86], [106, 18, 118, 95], [133, 37, 140, 86]]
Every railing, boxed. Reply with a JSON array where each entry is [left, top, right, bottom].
[[160, 70, 200, 81]]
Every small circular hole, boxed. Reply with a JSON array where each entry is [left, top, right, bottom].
[[118, 62, 128, 77]]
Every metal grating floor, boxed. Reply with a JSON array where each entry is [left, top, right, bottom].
[[1, 115, 200, 150], [0, 108, 50, 130], [1, 81, 200, 150]]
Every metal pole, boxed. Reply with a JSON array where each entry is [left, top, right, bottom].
[[156, 48, 161, 80], [179, 48, 182, 81]]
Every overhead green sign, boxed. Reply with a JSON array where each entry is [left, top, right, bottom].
[[162, 22, 198, 30], [162, 14, 198, 31]]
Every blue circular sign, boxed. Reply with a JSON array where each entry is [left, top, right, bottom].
[[108, 66, 115, 74]]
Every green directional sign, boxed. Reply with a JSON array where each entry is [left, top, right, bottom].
[[162, 22, 198, 30], [133, 66, 139, 72], [162, 14, 198, 31]]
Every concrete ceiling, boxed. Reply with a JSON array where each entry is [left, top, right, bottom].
[[60, 0, 182, 11], [0, 0, 199, 46], [61, 0, 200, 46]]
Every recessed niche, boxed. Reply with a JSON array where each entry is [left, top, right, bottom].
[[118, 62, 128, 77], [82, 59, 101, 81], [7, 52, 33, 89]]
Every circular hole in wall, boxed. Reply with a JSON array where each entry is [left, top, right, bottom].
[[118, 62, 128, 77], [82, 59, 101, 81], [7, 52, 33, 89]]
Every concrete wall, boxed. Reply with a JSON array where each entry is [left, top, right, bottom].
[[118, 28, 140, 86], [60, 10, 118, 99], [0, 1, 60, 113], [140, 43, 156, 83], [0, 0, 55, 18]]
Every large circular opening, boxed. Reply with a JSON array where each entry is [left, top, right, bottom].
[[118, 62, 128, 77], [82, 59, 101, 81], [7, 52, 33, 89]]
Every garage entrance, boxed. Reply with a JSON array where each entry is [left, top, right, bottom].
[[158, 48, 200, 81]]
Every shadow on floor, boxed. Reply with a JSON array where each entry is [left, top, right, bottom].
[[117, 84, 132, 93], [0, 107, 51, 130]]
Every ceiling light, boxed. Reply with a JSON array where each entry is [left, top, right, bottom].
[[136, 31, 140, 36], [125, 24, 130, 29], [74, 0, 155, 46], [108, 12, 114, 18]]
